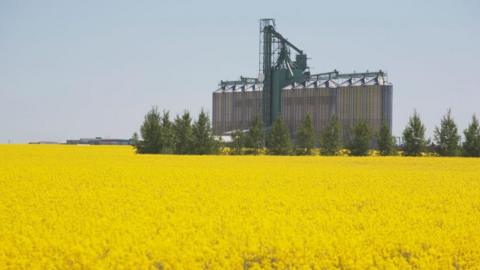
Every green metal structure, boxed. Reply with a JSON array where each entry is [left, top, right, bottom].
[[259, 19, 309, 126], [213, 19, 393, 140], [219, 19, 309, 127]]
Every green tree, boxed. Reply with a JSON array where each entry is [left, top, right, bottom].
[[348, 121, 371, 156], [296, 113, 316, 155], [377, 122, 396, 156], [230, 129, 245, 155], [173, 111, 194, 154], [434, 109, 461, 156], [131, 132, 140, 149], [246, 115, 264, 155], [266, 118, 292, 155], [463, 115, 480, 157], [159, 111, 175, 154], [402, 110, 427, 156], [320, 115, 342, 156], [192, 110, 218, 154], [137, 106, 162, 154]]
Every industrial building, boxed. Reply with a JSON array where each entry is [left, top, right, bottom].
[[66, 137, 132, 145], [212, 19, 392, 143]]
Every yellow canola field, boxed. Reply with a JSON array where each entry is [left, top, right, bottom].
[[1, 145, 480, 269]]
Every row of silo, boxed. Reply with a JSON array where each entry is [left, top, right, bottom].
[[212, 74, 393, 144], [282, 82, 392, 143]]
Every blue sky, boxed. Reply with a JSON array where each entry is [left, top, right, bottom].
[[1, 0, 479, 143]]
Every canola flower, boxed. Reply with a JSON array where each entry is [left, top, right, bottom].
[[0, 145, 480, 269]]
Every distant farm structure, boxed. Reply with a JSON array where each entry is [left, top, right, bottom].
[[66, 137, 132, 145]]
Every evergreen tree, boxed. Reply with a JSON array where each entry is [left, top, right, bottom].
[[296, 113, 316, 155], [434, 109, 461, 156], [246, 115, 264, 155], [377, 122, 396, 156], [231, 129, 245, 155], [131, 132, 140, 150], [137, 106, 162, 154], [192, 110, 217, 154], [173, 111, 194, 154], [159, 111, 175, 154], [463, 115, 480, 157], [348, 121, 371, 156], [402, 110, 427, 156], [266, 118, 292, 155], [320, 115, 342, 156]]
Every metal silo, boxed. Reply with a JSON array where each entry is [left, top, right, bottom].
[[280, 71, 392, 144], [212, 83, 262, 135]]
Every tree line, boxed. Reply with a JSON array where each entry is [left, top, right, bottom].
[[132, 107, 219, 154], [133, 107, 480, 157]]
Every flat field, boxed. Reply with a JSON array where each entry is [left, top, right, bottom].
[[0, 145, 479, 269]]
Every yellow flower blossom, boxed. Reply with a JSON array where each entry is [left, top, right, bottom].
[[0, 145, 479, 269]]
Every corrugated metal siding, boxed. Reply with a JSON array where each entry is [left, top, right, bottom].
[[282, 87, 335, 136], [333, 85, 389, 143], [213, 84, 393, 143], [281, 85, 392, 144], [212, 90, 262, 135]]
